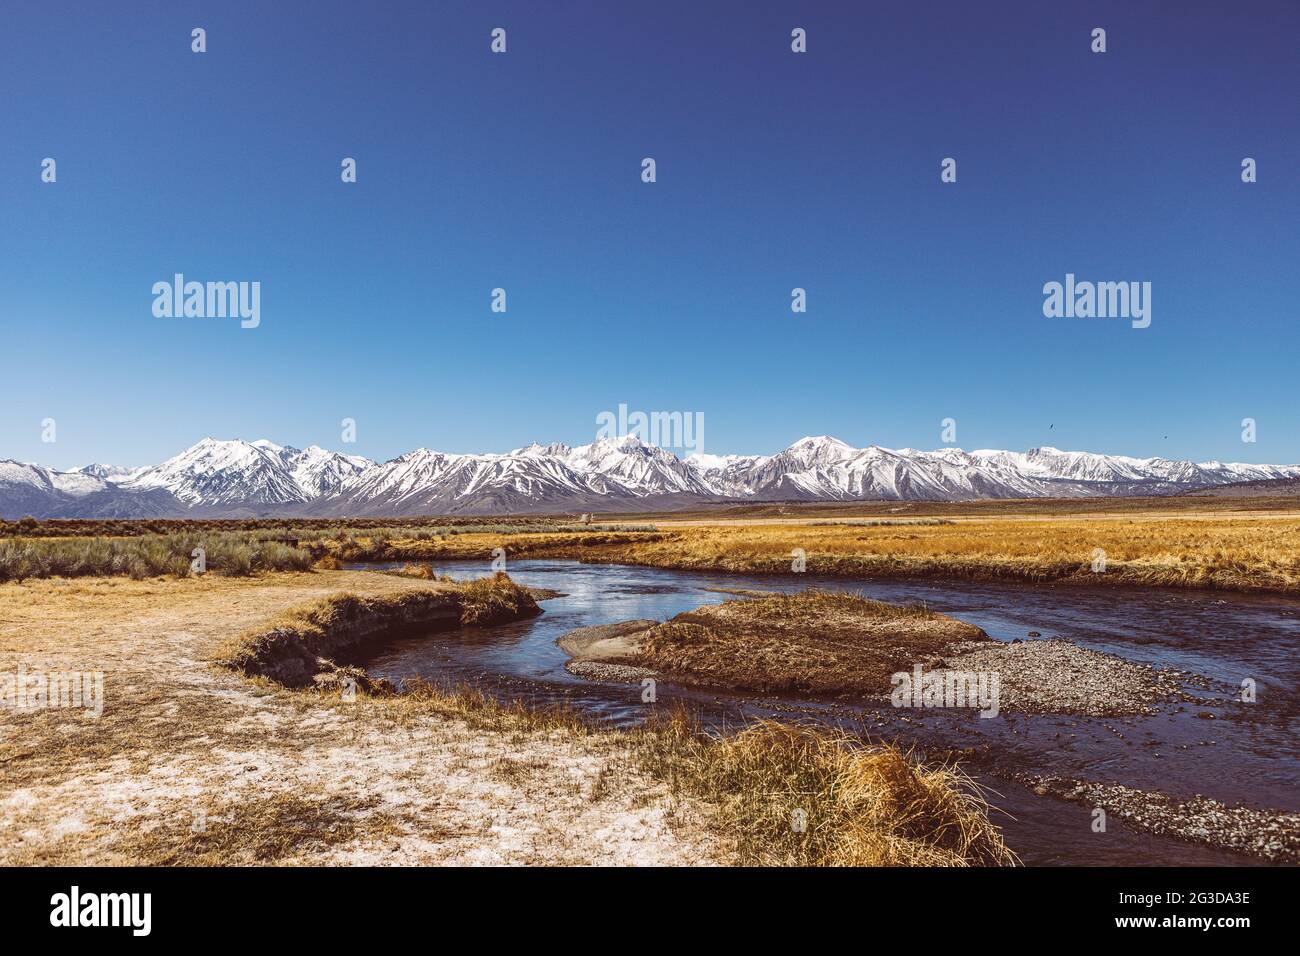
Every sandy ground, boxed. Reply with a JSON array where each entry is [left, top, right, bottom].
[[0, 572, 717, 866]]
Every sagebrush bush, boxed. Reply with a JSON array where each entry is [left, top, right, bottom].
[[0, 532, 313, 582]]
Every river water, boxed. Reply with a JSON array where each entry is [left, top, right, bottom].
[[357, 559, 1299, 866]]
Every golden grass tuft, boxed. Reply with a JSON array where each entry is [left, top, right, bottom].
[[386, 561, 445, 580], [638, 713, 1016, 866], [456, 571, 541, 625]]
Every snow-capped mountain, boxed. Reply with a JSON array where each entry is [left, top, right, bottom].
[[75, 463, 149, 483], [122, 438, 309, 506], [683, 451, 767, 498], [5, 434, 1300, 518], [0, 459, 182, 519], [120, 438, 376, 507], [563, 435, 715, 496], [317, 435, 713, 516], [324, 446, 597, 516], [0, 460, 68, 517], [281, 444, 375, 498]]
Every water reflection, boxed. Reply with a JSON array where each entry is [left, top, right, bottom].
[[359, 559, 1298, 866]]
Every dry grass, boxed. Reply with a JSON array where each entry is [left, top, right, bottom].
[[213, 573, 539, 686], [340, 682, 1016, 866], [456, 572, 543, 625], [382, 679, 596, 738], [0, 570, 1015, 866], [9, 499, 1300, 594], [0, 525, 656, 582], [349, 513, 1300, 594], [384, 562, 451, 580], [633, 590, 987, 695], [0, 532, 314, 581], [107, 792, 397, 867], [637, 713, 1016, 866], [0, 571, 712, 866]]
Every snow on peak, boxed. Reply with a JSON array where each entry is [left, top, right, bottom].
[[779, 435, 855, 468], [685, 453, 741, 472], [11, 434, 1300, 515], [123, 437, 309, 505], [511, 442, 573, 458], [794, 435, 847, 445], [76, 463, 147, 482]]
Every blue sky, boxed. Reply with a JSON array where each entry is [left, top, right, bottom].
[[2, 0, 1297, 469]]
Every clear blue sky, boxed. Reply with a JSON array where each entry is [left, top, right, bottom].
[[2, 0, 1297, 469]]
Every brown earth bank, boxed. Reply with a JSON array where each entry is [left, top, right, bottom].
[[0, 571, 1014, 866], [558, 591, 1194, 717], [214, 573, 541, 688]]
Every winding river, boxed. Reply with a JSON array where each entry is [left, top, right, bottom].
[[356, 559, 1300, 866]]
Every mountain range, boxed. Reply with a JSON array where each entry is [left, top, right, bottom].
[[3, 435, 1299, 519]]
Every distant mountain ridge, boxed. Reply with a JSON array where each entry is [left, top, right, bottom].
[[4, 435, 1299, 519]]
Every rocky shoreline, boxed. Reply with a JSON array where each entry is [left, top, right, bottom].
[[1023, 775, 1300, 863], [554, 603, 1202, 718], [939, 638, 1199, 717]]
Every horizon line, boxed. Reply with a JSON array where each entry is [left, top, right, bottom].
[[13, 432, 1300, 474]]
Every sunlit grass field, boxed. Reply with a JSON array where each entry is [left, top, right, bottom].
[[4, 501, 1299, 593], [323, 508, 1300, 594]]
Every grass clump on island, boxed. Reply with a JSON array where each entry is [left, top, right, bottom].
[[574, 590, 989, 697], [564, 588, 1183, 717]]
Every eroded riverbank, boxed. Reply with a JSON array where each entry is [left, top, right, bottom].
[[358, 559, 1300, 864], [0, 572, 716, 865]]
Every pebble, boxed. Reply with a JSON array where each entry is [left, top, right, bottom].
[[1020, 774, 1300, 863]]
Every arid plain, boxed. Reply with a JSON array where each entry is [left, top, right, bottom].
[[3, 495, 1298, 865]]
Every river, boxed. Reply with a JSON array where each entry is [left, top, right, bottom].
[[356, 559, 1299, 866]]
